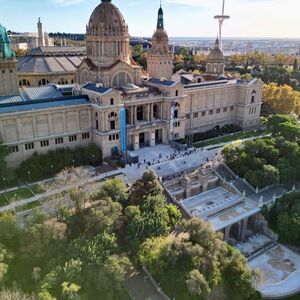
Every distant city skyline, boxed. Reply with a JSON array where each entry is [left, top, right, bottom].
[[0, 0, 299, 38]]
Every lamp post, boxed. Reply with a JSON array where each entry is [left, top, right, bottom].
[[51, 165, 54, 178], [2, 177, 6, 193], [72, 159, 75, 166], [27, 170, 31, 183], [92, 154, 95, 167]]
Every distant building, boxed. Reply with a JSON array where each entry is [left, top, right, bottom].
[[9, 18, 54, 51]]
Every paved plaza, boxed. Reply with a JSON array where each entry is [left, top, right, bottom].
[[123, 144, 219, 184], [249, 245, 300, 299]]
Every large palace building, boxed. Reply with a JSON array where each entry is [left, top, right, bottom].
[[0, 0, 262, 168]]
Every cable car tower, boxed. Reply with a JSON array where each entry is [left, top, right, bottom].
[[214, 0, 230, 51]]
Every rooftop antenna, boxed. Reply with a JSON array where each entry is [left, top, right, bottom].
[[214, 0, 230, 51]]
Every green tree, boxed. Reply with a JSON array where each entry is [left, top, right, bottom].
[[94, 178, 128, 204], [128, 171, 163, 205], [139, 218, 257, 300], [125, 194, 180, 250]]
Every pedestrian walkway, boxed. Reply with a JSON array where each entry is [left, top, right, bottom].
[[125, 270, 164, 300], [0, 169, 122, 213]]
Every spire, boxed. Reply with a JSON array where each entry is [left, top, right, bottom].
[[157, 2, 164, 30], [215, 37, 220, 49]]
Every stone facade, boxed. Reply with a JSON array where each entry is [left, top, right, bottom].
[[0, 60, 19, 96], [147, 6, 173, 80], [1, 102, 91, 169], [0, 0, 262, 168]]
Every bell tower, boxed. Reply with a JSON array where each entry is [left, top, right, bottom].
[[147, 4, 173, 80], [0, 24, 19, 96]]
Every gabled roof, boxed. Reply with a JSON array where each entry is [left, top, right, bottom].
[[21, 86, 63, 101], [0, 86, 63, 104], [0, 96, 89, 114], [82, 83, 112, 95], [147, 77, 177, 87], [17, 55, 84, 74]]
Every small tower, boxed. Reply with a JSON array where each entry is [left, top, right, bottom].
[[205, 38, 225, 78], [37, 18, 45, 47], [147, 4, 173, 80], [0, 24, 19, 96]]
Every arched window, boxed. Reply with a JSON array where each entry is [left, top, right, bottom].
[[19, 79, 30, 87], [251, 90, 257, 103], [71, 79, 75, 84], [58, 78, 69, 85], [80, 70, 90, 84], [174, 102, 180, 119], [153, 104, 160, 119], [126, 109, 130, 125], [38, 79, 49, 86], [137, 106, 144, 121], [108, 112, 117, 119], [175, 90, 179, 97], [110, 98, 114, 105], [95, 112, 99, 130], [112, 72, 131, 87]]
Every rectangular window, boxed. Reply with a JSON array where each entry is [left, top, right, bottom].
[[193, 112, 198, 118], [25, 143, 34, 150], [174, 122, 181, 128], [209, 110, 213, 115], [223, 107, 228, 112], [201, 111, 206, 117], [174, 133, 179, 139], [216, 109, 221, 114], [230, 106, 234, 111], [9, 145, 19, 153], [110, 121, 116, 130], [40, 140, 49, 148], [69, 135, 77, 142], [82, 133, 90, 140], [109, 135, 119, 141], [55, 137, 63, 145]]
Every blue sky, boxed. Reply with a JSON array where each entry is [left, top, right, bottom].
[[0, 0, 299, 38]]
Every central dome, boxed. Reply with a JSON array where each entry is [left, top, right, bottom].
[[87, 0, 128, 36], [207, 38, 224, 63]]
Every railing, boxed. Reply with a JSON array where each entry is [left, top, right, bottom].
[[142, 266, 172, 300]]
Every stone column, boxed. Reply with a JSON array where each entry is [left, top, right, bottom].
[[32, 116, 37, 138], [150, 131, 155, 147], [62, 112, 66, 133], [150, 104, 153, 122], [134, 134, 139, 150], [224, 226, 230, 242], [134, 106, 137, 124], [240, 218, 248, 242], [147, 104, 150, 122]]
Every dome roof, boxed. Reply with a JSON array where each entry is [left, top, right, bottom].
[[207, 38, 224, 63], [87, 0, 128, 36]]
